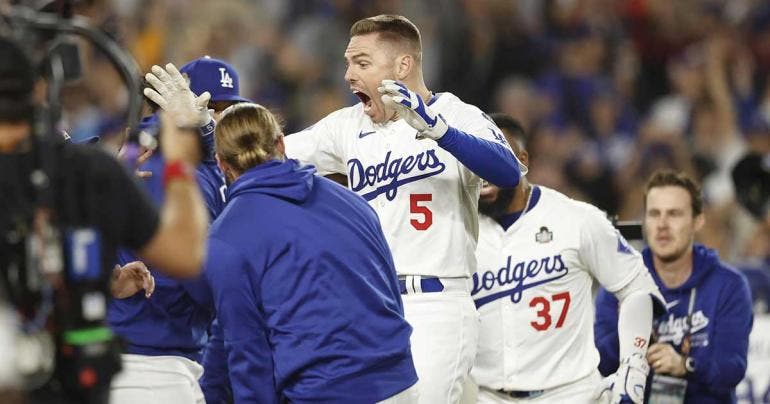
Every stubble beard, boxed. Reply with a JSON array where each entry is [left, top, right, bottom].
[[478, 188, 517, 220]]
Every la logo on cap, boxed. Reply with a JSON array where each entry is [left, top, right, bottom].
[[219, 67, 234, 88]]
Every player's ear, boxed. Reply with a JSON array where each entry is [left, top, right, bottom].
[[275, 133, 286, 158], [395, 54, 412, 81], [216, 154, 232, 181], [215, 153, 225, 173], [693, 212, 705, 232], [517, 150, 530, 168]]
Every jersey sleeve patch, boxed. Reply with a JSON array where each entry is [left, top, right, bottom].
[[617, 232, 634, 255]]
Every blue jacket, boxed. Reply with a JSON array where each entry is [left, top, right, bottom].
[[204, 158, 416, 403], [107, 153, 225, 362], [595, 244, 753, 403]]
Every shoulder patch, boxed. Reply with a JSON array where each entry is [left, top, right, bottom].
[[617, 232, 633, 255]]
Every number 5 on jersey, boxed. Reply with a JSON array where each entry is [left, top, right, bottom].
[[410, 194, 432, 230], [529, 292, 571, 331]]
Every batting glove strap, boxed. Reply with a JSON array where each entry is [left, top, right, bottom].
[[613, 353, 650, 404], [594, 353, 650, 404], [199, 118, 216, 161], [378, 79, 448, 140]]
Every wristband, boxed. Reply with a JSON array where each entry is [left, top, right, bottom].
[[199, 119, 216, 161], [684, 356, 696, 373], [198, 119, 216, 138], [163, 160, 195, 187]]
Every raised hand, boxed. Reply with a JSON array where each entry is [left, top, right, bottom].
[[378, 79, 448, 140], [144, 63, 212, 129], [111, 261, 155, 299]]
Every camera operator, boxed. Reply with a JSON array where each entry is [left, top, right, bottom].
[[0, 35, 208, 403]]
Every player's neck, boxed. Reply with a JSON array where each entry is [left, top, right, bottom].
[[416, 86, 432, 104], [505, 179, 530, 214], [402, 77, 431, 104], [653, 247, 694, 289]]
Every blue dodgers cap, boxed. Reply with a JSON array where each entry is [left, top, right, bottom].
[[62, 130, 100, 144], [74, 135, 100, 144], [179, 56, 250, 103]]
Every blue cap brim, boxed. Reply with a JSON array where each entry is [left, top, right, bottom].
[[210, 94, 252, 103], [74, 135, 101, 144]]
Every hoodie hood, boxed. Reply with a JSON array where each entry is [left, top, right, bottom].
[[643, 244, 719, 293], [227, 159, 315, 203]]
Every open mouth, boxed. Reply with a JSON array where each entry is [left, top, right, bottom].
[[353, 90, 373, 113]]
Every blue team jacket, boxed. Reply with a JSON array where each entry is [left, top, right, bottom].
[[107, 153, 225, 362], [204, 158, 417, 403], [595, 244, 753, 403]]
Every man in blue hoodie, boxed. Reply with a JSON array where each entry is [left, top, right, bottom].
[[206, 102, 417, 403], [108, 59, 249, 404], [108, 127, 215, 403], [595, 170, 753, 403]]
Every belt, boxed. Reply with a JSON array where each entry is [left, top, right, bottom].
[[497, 389, 545, 399], [397, 275, 469, 295]]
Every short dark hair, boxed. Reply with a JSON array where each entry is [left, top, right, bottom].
[[350, 15, 422, 62], [645, 170, 703, 216], [489, 112, 528, 151], [0, 36, 35, 123]]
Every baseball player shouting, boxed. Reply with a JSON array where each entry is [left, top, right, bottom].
[[285, 15, 526, 403], [470, 114, 665, 404]]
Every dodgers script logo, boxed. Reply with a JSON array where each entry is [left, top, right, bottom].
[[472, 254, 569, 308], [348, 150, 446, 201], [655, 311, 710, 346]]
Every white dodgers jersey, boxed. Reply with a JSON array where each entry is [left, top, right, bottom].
[[285, 92, 521, 278], [471, 186, 647, 390]]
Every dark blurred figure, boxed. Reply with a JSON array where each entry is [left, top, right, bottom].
[[0, 36, 208, 404], [732, 152, 770, 228]]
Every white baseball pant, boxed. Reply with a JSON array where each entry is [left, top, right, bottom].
[[109, 354, 204, 404], [402, 278, 479, 404]]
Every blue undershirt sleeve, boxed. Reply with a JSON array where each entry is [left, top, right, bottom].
[[437, 126, 522, 188]]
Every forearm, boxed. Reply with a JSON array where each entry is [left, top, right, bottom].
[[598, 292, 654, 403], [706, 47, 737, 138], [618, 292, 653, 359], [140, 179, 208, 277], [437, 126, 522, 187]]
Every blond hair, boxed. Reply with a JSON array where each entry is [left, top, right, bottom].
[[215, 103, 282, 173]]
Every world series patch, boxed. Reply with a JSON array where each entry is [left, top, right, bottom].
[[535, 226, 553, 243]]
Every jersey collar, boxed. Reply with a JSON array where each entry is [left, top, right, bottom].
[[496, 185, 541, 231]]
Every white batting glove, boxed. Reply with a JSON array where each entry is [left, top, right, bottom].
[[594, 353, 649, 404], [378, 79, 448, 140], [144, 63, 212, 128]]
